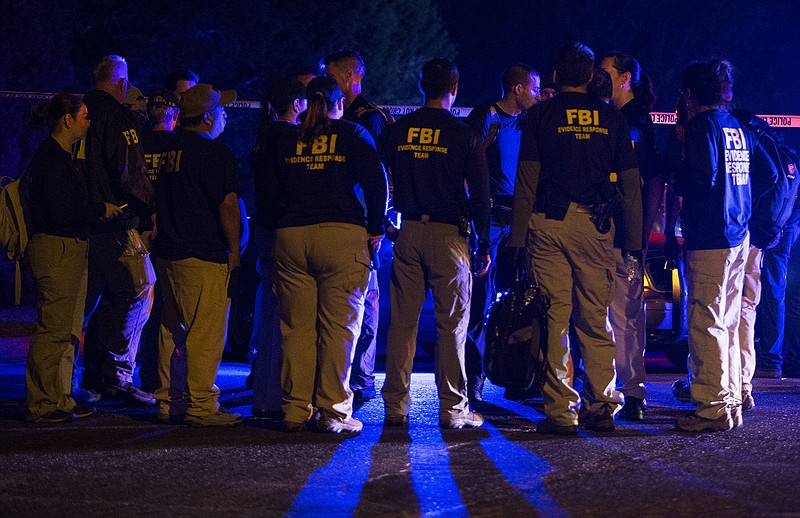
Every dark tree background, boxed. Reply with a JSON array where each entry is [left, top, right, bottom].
[[1, 0, 798, 180]]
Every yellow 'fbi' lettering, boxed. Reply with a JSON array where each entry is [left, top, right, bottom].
[[407, 127, 440, 144], [566, 109, 599, 126], [296, 134, 339, 155]]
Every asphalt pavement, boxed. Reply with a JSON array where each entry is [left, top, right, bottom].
[[2, 340, 800, 517]]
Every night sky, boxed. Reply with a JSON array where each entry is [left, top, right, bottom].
[[1, 0, 798, 179]]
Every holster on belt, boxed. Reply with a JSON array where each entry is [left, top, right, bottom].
[[589, 186, 622, 234]]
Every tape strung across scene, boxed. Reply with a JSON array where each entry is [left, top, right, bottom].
[[2, 91, 799, 128]]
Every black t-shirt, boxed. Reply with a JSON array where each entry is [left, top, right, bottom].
[[141, 129, 179, 183], [379, 106, 491, 250], [28, 137, 105, 239], [250, 122, 298, 229], [344, 94, 387, 141], [153, 129, 240, 263], [620, 99, 660, 181], [465, 103, 523, 198], [264, 119, 387, 235], [520, 91, 637, 207]]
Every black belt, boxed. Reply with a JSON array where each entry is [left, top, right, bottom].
[[402, 213, 461, 226]]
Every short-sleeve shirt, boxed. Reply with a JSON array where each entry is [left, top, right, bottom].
[[141, 130, 179, 183], [153, 128, 240, 263], [380, 107, 491, 247], [465, 103, 523, 198], [520, 91, 637, 206]]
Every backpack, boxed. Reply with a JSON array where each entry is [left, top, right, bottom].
[[0, 174, 30, 304], [484, 268, 549, 391], [739, 113, 800, 249], [355, 101, 396, 125]]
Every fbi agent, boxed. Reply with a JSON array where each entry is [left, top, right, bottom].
[[510, 42, 642, 435], [265, 76, 387, 433], [380, 58, 491, 429]]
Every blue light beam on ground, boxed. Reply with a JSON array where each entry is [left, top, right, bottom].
[[480, 420, 570, 517], [408, 423, 469, 517], [287, 424, 381, 517]]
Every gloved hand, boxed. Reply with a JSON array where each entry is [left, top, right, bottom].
[[622, 249, 644, 285]]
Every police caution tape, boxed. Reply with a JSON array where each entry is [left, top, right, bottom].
[[3, 91, 799, 128]]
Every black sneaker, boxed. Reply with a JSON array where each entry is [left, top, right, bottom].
[[280, 421, 307, 433], [672, 380, 691, 402], [352, 386, 377, 403], [104, 382, 157, 405], [468, 374, 486, 403], [73, 405, 96, 419], [536, 418, 578, 436], [384, 414, 409, 427], [582, 411, 615, 432], [252, 408, 283, 420], [27, 410, 75, 424], [621, 396, 645, 421]]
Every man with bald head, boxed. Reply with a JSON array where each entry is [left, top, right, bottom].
[[76, 55, 157, 405]]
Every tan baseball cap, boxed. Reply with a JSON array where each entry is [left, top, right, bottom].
[[179, 84, 236, 118]]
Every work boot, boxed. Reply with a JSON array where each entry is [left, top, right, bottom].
[[104, 381, 156, 406], [185, 408, 242, 427], [536, 418, 578, 436], [384, 414, 409, 427], [468, 374, 485, 404], [582, 410, 615, 432], [676, 412, 733, 432]]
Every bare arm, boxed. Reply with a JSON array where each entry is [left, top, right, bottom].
[[219, 191, 242, 271]]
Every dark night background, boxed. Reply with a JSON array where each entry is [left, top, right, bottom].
[[1, 0, 799, 198]]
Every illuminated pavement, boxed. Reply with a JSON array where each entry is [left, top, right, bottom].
[[2, 353, 800, 517]]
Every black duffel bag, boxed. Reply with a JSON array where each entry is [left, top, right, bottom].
[[483, 268, 549, 391]]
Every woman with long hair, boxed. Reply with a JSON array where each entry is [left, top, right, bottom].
[[266, 76, 387, 433], [600, 52, 661, 422], [25, 94, 121, 423]]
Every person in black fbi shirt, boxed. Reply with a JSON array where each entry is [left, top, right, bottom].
[[509, 42, 642, 435], [152, 84, 243, 427], [266, 76, 387, 434], [381, 58, 491, 429], [136, 88, 182, 393], [25, 94, 122, 423]]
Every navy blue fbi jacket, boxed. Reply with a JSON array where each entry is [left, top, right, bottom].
[[77, 89, 154, 233], [677, 109, 776, 251], [264, 119, 387, 237], [379, 107, 491, 254]]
